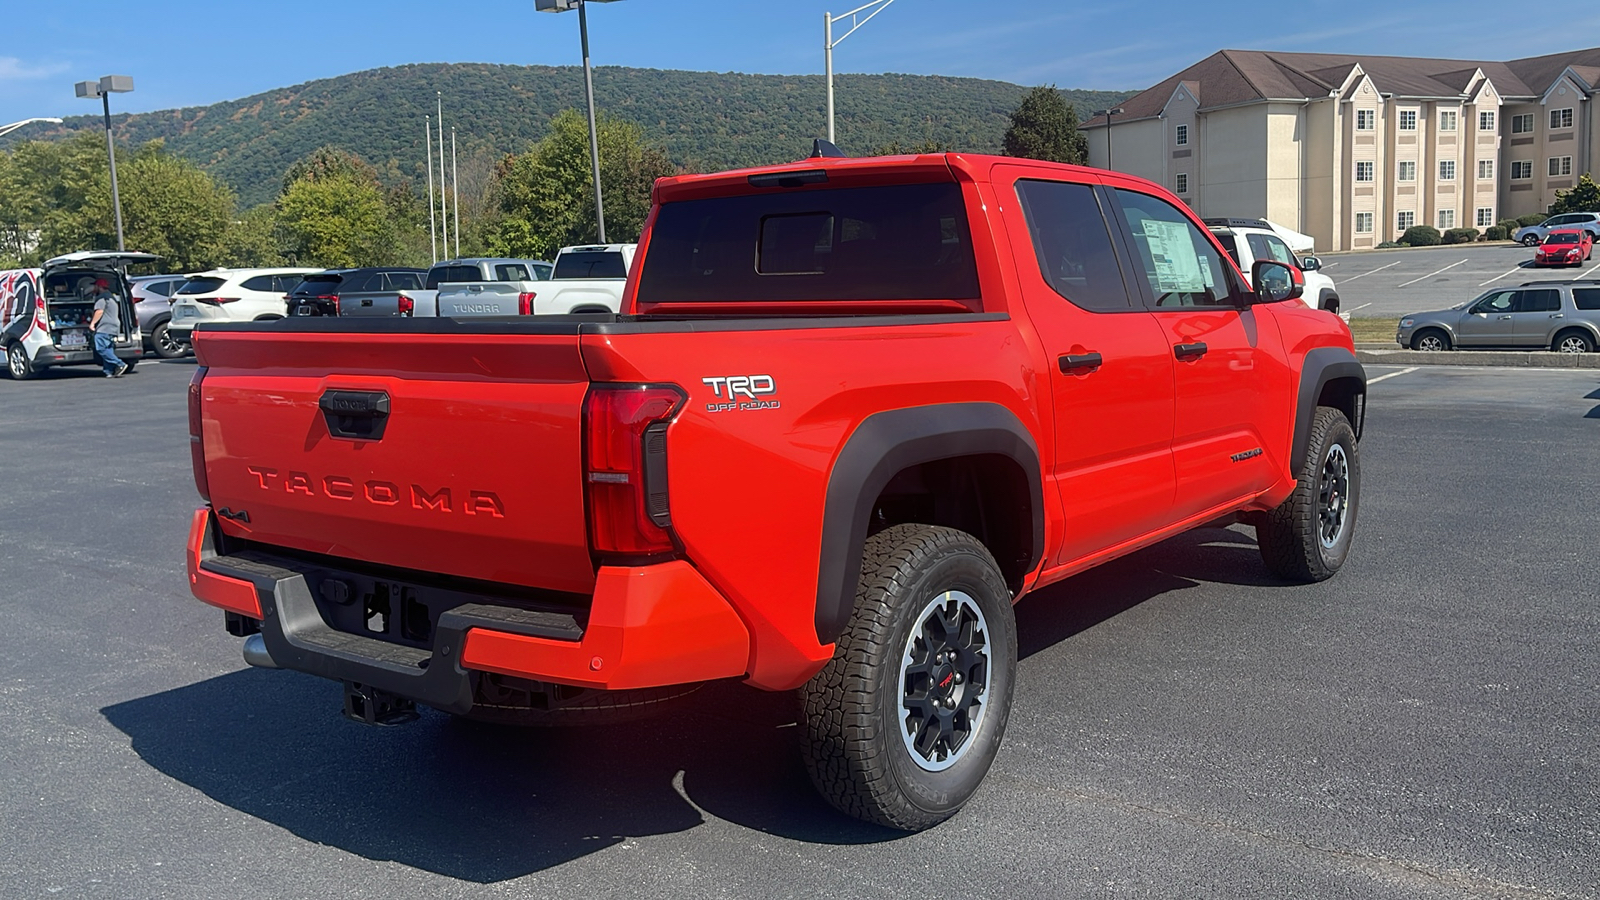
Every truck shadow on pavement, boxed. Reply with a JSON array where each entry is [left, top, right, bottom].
[[100, 525, 1271, 882]]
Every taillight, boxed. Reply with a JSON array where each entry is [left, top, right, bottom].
[[397, 293, 414, 316], [199, 296, 242, 305], [518, 292, 537, 315], [188, 366, 210, 502], [584, 383, 685, 557]]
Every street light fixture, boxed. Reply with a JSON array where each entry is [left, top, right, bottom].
[[76, 75, 135, 252], [824, 0, 898, 145], [1091, 107, 1124, 171], [536, 0, 623, 244], [0, 117, 64, 139]]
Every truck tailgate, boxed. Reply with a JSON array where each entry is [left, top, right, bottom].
[[194, 325, 595, 594]]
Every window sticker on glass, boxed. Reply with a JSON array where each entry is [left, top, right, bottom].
[[1197, 255, 1214, 288], [1141, 220, 1206, 292]]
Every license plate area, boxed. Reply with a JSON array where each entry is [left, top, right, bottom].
[[57, 330, 87, 349]]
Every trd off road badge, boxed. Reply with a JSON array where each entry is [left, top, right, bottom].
[[702, 375, 780, 412]]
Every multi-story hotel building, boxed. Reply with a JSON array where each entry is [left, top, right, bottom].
[[1082, 47, 1600, 251]]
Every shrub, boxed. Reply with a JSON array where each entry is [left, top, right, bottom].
[[1442, 227, 1480, 244], [1376, 241, 1403, 249], [1400, 225, 1442, 246], [1517, 213, 1547, 227], [1484, 225, 1508, 241], [1497, 218, 1519, 234]]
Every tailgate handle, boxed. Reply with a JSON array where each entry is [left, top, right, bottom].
[[319, 390, 391, 441]]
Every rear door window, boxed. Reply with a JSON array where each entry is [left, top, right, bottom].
[[240, 275, 277, 292], [1521, 289, 1560, 312], [636, 182, 980, 303], [1013, 180, 1130, 311], [1111, 189, 1240, 308], [385, 272, 423, 291], [494, 264, 530, 281]]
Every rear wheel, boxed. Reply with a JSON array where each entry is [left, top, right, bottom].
[[151, 322, 188, 359], [1412, 329, 1451, 352], [800, 523, 1017, 832], [1554, 330, 1594, 354], [1257, 407, 1360, 582], [6, 342, 35, 380]]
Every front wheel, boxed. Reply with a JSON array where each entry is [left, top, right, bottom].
[[1412, 329, 1451, 352], [6, 342, 35, 380], [800, 524, 1017, 832], [1257, 406, 1360, 582], [1522, 234, 1542, 246]]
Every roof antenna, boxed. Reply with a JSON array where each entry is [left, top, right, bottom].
[[810, 139, 848, 159]]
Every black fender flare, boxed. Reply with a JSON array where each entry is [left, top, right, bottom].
[[1317, 288, 1339, 312], [1292, 347, 1367, 469], [814, 402, 1044, 645]]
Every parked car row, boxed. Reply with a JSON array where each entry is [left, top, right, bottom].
[[1397, 279, 1600, 353]]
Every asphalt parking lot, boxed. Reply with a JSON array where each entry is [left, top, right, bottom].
[[3, 359, 1598, 899], [1322, 243, 1600, 318]]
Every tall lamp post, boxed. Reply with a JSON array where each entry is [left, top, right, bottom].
[[0, 117, 63, 139], [1091, 106, 1123, 171], [536, 0, 622, 244], [75, 76, 135, 252], [824, 0, 898, 145]]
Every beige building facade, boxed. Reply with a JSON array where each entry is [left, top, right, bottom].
[[1084, 48, 1600, 251]]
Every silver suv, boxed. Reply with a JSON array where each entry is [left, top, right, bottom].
[[1396, 280, 1600, 353], [1513, 212, 1600, 247]]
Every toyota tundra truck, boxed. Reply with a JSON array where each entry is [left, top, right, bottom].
[[184, 149, 1366, 832]]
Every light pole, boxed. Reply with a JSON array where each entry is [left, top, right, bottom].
[[824, 0, 898, 145], [75, 76, 135, 252], [0, 117, 63, 139], [1092, 107, 1123, 171], [536, 0, 622, 244]]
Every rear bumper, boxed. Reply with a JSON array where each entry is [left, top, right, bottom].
[[185, 508, 751, 711], [32, 344, 143, 368]]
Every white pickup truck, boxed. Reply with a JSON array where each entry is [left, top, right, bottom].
[[344, 258, 553, 318], [433, 244, 635, 318]]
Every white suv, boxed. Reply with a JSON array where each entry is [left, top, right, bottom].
[[167, 268, 320, 346], [1204, 218, 1341, 313]]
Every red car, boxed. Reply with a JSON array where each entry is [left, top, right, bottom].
[[185, 149, 1365, 831], [1536, 228, 1594, 266]]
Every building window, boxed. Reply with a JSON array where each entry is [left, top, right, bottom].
[[1439, 160, 1456, 181], [1511, 113, 1534, 134], [1355, 161, 1374, 182], [1478, 111, 1495, 131], [1356, 109, 1375, 131], [1438, 209, 1456, 229], [1550, 156, 1573, 176], [1175, 173, 1188, 194], [1399, 110, 1417, 131], [1476, 207, 1495, 227], [1440, 110, 1458, 132], [1355, 212, 1374, 234], [1397, 210, 1415, 232], [1478, 159, 1494, 180], [1398, 160, 1416, 181], [1175, 124, 1188, 146], [1511, 160, 1533, 179], [1550, 108, 1573, 129]]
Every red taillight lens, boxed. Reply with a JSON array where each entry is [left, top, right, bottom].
[[188, 366, 210, 502], [199, 296, 242, 305], [584, 383, 685, 557], [397, 293, 414, 316], [518, 292, 537, 315]]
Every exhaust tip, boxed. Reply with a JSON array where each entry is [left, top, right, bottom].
[[242, 633, 279, 669]]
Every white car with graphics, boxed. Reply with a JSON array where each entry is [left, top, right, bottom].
[[2, 251, 151, 379]]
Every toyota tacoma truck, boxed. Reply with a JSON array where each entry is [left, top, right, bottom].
[[184, 149, 1366, 832]]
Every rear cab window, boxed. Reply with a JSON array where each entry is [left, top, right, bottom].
[[554, 252, 627, 280], [426, 265, 484, 289], [635, 182, 979, 304]]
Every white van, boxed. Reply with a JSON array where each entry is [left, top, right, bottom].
[[2, 251, 153, 380]]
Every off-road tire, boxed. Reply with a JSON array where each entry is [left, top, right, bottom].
[[799, 523, 1017, 832], [1257, 406, 1360, 582], [6, 342, 35, 380]]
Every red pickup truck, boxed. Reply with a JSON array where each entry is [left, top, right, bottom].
[[185, 150, 1365, 831]]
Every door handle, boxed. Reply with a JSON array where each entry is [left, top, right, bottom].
[[1059, 352, 1103, 373], [1550, 313, 1565, 319], [1174, 341, 1208, 360], [1497, 315, 1513, 320]]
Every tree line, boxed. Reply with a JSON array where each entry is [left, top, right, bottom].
[[0, 88, 1091, 274]]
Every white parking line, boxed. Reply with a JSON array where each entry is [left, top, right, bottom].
[[1479, 267, 1526, 286], [1319, 261, 1339, 269], [1397, 259, 1468, 287], [1572, 265, 1597, 281], [1346, 302, 1372, 313], [1367, 366, 1419, 384], [1340, 260, 1402, 281]]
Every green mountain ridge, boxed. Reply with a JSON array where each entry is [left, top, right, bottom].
[[8, 64, 1129, 207]]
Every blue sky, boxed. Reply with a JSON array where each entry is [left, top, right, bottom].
[[3, 0, 1597, 126]]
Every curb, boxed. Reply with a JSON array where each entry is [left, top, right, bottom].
[[1356, 348, 1600, 368]]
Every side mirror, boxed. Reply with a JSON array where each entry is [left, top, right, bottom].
[[1299, 255, 1321, 271], [1251, 260, 1304, 304]]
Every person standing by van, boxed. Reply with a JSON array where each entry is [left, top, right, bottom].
[[87, 277, 128, 378]]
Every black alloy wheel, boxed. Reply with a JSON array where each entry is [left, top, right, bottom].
[[151, 322, 188, 359], [897, 590, 991, 771]]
